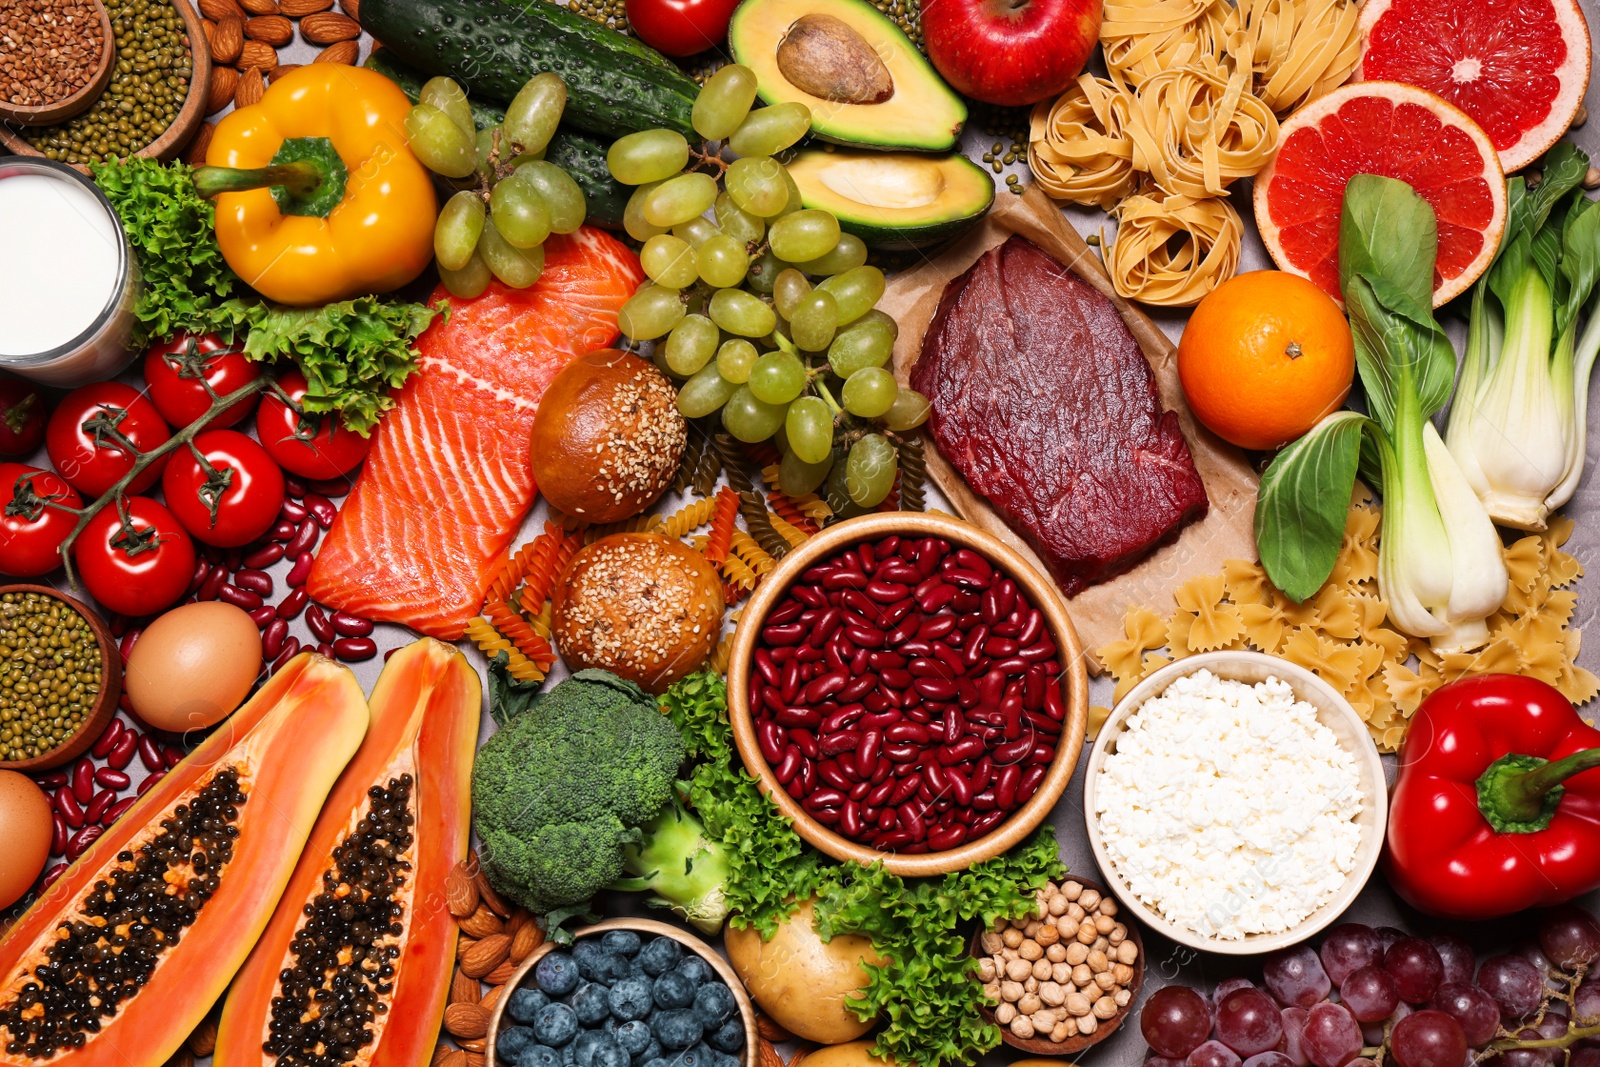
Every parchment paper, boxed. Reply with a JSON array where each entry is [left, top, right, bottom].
[[884, 184, 1260, 669]]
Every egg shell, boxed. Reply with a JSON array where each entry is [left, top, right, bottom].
[[125, 601, 263, 734], [0, 769, 53, 908], [725, 899, 884, 1043]]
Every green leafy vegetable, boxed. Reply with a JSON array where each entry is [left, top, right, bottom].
[[660, 672, 1066, 1067], [1254, 410, 1367, 602]]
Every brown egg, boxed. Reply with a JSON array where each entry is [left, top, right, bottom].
[[0, 770, 53, 908], [125, 601, 263, 734]]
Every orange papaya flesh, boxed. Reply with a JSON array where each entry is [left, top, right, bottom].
[[216, 638, 480, 1067], [0, 654, 369, 1067]]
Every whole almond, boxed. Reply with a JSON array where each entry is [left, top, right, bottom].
[[268, 63, 301, 82], [186, 1019, 218, 1058], [475, 873, 511, 919], [198, 0, 243, 19], [479, 985, 506, 1015], [483, 959, 518, 986], [200, 18, 216, 43], [210, 15, 243, 63], [460, 906, 503, 940], [756, 1015, 794, 1043], [446, 866, 479, 918], [313, 40, 358, 63], [239, 40, 278, 71], [183, 121, 216, 166], [510, 920, 544, 963], [443, 1003, 490, 1041], [233, 66, 265, 108], [759, 1039, 784, 1067], [460, 934, 510, 979], [206, 66, 239, 114], [299, 10, 360, 42], [339, 0, 358, 21], [246, 15, 292, 44], [239, 0, 279, 12], [458, 1039, 488, 1054], [279, 0, 332, 13], [451, 968, 481, 1005]]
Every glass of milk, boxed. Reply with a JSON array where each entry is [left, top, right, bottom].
[[0, 158, 142, 387]]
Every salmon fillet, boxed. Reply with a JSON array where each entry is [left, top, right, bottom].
[[307, 227, 643, 638]]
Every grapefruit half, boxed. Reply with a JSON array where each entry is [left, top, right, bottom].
[[1353, 0, 1590, 173], [1252, 81, 1507, 308]]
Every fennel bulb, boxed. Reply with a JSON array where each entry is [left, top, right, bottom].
[[1445, 144, 1600, 530], [1255, 175, 1509, 651]]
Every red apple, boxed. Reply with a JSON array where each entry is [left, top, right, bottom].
[[922, 0, 1102, 107]]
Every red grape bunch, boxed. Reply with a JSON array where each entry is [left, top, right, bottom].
[[1139, 908, 1600, 1067]]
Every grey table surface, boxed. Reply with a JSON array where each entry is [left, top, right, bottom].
[[9, 5, 1600, 1061]]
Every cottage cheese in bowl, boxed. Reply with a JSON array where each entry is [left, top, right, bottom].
[[1092, 668, 1363, 941]]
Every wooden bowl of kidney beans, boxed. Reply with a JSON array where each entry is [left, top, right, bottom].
[[728, 512, 1088, 876]]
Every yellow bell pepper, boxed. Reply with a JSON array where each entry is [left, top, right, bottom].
[[197, 64, 437, 307]]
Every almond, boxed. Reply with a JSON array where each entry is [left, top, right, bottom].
[[450, 967, 481, 1005], [483, 959, 518, 986], [233, 65, 265, 108], [245, 14, 292, 44], [509, 919, 544, 964], [239, 40, 278, 71], [200, 18, 216, 43], [313, 40, 358, 63], [239, 0, 279, 13], [431, 1045, 455, 1067], [186, 1019, 218, 1058], [299, 10, 360, 42], [458, 1039, 488, 1054], [459, 905, 503, 940], [475, 872, 511, 919], [441, 1051, 469, 1067], [505, 908, 531, 936], [210, 15, 243, 63], [479, 985, 506, 1015], [457, 935, 477, 959], [446, 864, 480, 918], [268, 63, 301, 82], [788, 1050, 808, 1067], [465, 1054, 485, 1067], [443, 1003, 489, 1041], [339, 0, 358, 21], [279, 0, 332, 13], [756, 1015, 795, 1043], [759, 1039, 784, 1067], [206, 66, 239, 114], [198, 0, 244, 19], [460, 933, 510, 979]]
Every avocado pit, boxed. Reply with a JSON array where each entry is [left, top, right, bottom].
[[776, 14, 895, 105]]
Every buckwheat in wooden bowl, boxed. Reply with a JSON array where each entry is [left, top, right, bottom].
[[484, 918, 759, 1067], [1084, 651, 1387, 956], [0, 585, 121, 773], [728, 511, 1089, 878], [970, 873, 1144, 1055], [0, 0, 116, 127]]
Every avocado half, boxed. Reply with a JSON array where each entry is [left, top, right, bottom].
[[785, 148, 994, 250], [728, 0, 965, 152]]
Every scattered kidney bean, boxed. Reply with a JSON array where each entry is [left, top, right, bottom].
[[332, 637, 377, 662], [316, 642, 337, 659], [66, 824, 103, 861], [277, 587, 308, 620], [137, 735, 164, 773], [34, 771, 67, 790], [284, 475, 307, 499], [329, 612, 372, 638], [242, 543, 286, 571], [50, 812, 67, 855], [102, 796, 138, 826], [280, 498, 309, 524], [306, 475, 354, 497], [70, 759, 94, 804], [262, 618, 290, 660], [40, 863, 67, 890], [271, 636, 301, 673], [234, 569, 274, 597], [106, 731, 137, 770], [137, 770, 166, 795], [94, 767, 130, 790], [270, 519, 298, 542], [163, 746, 183, 770], [84, 788, 116, 824], [91, 718, 124, 759], [198, 564, 229, 602], [285, 552, 314, 588], [249, 606, 277, 628], [219, 584, 264, 611], [285, 519, 319, 559], [186, 556, 210, 595], [304, 493, 337, 528], [750, 534, 1063, 852], [305, 604, 335, 644], [55, 786, 84, 829]]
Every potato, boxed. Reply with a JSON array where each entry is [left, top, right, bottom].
[[724, 899, 885, 1043], [797, 1042, 910, 1067]]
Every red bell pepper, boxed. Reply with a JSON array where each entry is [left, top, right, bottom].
[[1386, 674, 1600, 919]]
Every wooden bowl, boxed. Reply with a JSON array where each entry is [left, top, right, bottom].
[[484, 918, 759, 1067], [0, 0, 115, 126], [727, 511, 1089, 878], [1083, 651, 1388, 956], [0, 0, 210, 167], [0, 585, 121, 773], [970, 873, 1144, 1056]]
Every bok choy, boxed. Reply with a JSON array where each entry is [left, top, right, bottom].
[[1444, 144, 1600, 530], [1255, 175, 1508, 652]]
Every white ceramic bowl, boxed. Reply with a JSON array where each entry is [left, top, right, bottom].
[[1082, 650, 1386, 955]]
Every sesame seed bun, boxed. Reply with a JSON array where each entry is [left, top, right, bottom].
[[531, 350, 687, 524], [552, 533, 725, 694]]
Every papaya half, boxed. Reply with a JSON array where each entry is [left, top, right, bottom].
[[216, 638, 481, 1067], [0, 653, 370, 1067]]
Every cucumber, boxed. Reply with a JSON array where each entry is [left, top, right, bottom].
[[361, 0, 697, 139], [365, 49, 628, 229]]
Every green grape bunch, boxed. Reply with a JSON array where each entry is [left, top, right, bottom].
[[607, 63, 931, 511], [405, 74, 589, 298]]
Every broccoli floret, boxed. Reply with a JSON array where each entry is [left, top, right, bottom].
[[473, 671, 686, 915]]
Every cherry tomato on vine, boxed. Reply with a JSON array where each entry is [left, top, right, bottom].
[[143, 332, 261, 430], [256, 370, 371, 479], [0, 374, 47, 458], [75, 497, 195, 617], [46, 382, 171, 497], [0, 464, 82, 577], [625, 0, 738, 55], [162, 429, 285, 547]]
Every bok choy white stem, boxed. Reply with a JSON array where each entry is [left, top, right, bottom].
[[1445, 144, 1600, 530], [1255, 175, 1508, 652]]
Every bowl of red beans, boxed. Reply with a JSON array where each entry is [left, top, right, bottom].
[[727, 512, 1089, 876]]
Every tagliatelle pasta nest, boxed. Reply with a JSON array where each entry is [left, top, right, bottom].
[[1028, 0, 1361, 305], [1095, 495, 1600, 751]]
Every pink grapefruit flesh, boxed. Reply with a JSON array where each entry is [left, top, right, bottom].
[[1253, 81, 1507, 308], [1353, 0, 1591, 173]]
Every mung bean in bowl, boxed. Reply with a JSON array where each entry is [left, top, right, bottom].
[[0, 585, 121, 772]]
